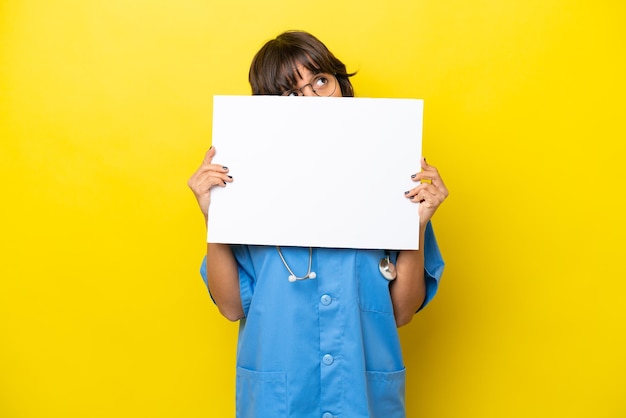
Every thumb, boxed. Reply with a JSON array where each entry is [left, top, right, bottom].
[[420, 156, 428, 171], [203, 146, 216, 164]]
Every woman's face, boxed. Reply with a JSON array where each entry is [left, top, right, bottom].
[[286, 64, 343, 97]]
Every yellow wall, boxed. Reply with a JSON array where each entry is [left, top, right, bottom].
[[1, 0, 624, 417]]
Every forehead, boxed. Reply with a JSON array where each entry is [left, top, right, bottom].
[[275, 57, 321, 91], [292, 64, 316, 80]]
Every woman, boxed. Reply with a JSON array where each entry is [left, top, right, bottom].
[[188, 30, 448, 418]]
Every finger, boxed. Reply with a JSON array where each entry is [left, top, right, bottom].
[[418, 187, 445, 204], [197, 163, 231, 177], [405, 183, 446, 203], [195, 170, 233, 189], [189, 169, 233, 194], [410, 157, 432, 183], [202, 146, 216, 165], [189, 165, 231, 190], [414, 189, 432, 204], [404, 182, 429, 199], [412, 160, 448, 195], [197, 154, 230, 176], [201, 148, 230, 173]]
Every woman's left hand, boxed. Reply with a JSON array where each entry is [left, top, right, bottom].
[[405, 157, 448, 226]]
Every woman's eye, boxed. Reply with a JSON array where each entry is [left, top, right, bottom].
[[314, 76, 328, 87], [288, 91, 301, 97]]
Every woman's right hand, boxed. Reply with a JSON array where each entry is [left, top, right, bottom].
[[187, 147, 232, 221]]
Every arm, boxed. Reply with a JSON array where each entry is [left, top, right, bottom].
[[206, 243, 244, 321], [188, 147, 244, 321], [390, 227, 427, 327], [391, 157, 448, 327]]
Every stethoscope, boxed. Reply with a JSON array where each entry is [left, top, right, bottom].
[[378, 250, 397, 280], [276, 247, 397, 282]]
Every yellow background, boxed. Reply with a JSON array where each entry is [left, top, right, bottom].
[[1, 0, 625, 417]]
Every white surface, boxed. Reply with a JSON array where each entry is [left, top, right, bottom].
[[207, 95, 423, 250]]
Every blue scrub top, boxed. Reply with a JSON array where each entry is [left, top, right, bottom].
[[200, 222, 444, 418]]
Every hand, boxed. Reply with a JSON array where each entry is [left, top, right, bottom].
[[405, 157, 448, 226], [187, 147, 233, 221]]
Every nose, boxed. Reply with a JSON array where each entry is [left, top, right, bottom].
[[301, 83, 316, 97]]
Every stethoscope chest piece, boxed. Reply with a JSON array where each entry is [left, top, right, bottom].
[[379, 251, 397, 281]]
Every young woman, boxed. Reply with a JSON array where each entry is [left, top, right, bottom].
[[188, 30, 448, 418]]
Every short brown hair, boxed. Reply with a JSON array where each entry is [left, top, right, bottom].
[[249, 31, 355, 97]]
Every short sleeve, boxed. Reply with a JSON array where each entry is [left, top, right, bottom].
[[199, 245, 257, 317], [419, 221, 445, 311], [199, 256, 214, 303], [230, 244, 256, 317]]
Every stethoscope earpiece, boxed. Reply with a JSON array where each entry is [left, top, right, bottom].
[[288, 272, 317, 282], [278, 247, 316, 282]]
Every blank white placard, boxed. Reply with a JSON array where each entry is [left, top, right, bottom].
[[207, 95, 423, 250]]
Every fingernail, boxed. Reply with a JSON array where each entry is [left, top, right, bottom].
[[411, 174, 416, 179], [209, 145, 213, 150], [223, 181, 227, 185], [404, 191, 410, 195], [222, 166, 228, 170], [228, 175, 233, 179]]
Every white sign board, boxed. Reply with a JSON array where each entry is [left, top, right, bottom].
[[208, 95, 423, 250]]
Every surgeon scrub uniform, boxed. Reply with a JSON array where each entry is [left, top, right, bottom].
[[200, 222, 444, 418]]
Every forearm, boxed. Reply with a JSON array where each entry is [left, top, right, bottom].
[[206, 243, 244, 321], [390, 225, 427, 327]]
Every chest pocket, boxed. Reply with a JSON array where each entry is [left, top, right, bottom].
[[356, 251, 395, 314]]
